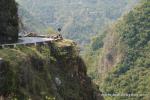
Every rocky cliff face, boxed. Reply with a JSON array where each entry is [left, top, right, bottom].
[[0, 39, 103, 100], [0, 0, 18, 43], [97, 1, 150, 100]]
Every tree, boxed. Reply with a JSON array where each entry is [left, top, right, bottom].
[[0, 0, 19, 43]]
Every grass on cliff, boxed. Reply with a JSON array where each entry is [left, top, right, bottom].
[[0, 45, 55, 99], [0, 39, 89, 100]]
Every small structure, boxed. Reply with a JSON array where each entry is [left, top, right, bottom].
[[58, 34, 63, 40], [51, 34, 63, 40], [57, 28, 63, 40], [25, 32, 38, 37]]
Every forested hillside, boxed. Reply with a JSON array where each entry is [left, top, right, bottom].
[[18, 7, 46, 33], [0, 0, 18, 43], [0, 0, 149, 100], [0, 0, 104, 99], [88, 0, 150, 99], [0, 40, 103, 100], [16, 0, 138, 46]]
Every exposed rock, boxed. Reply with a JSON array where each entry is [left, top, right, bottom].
[[55, 77, 62, 86], [0, 58, 3, 64]]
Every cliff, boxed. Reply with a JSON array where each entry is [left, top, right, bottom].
[[0, 39, 103, 100], [0, 0, 19, 44], [96, 1, 150, 100]]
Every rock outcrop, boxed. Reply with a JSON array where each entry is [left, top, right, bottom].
[[0, 39, 103, 100]]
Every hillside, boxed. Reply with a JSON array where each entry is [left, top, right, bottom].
[[18, 6, 47, 33], [0, 39, 103, 100], [89, 0, 150, 100], [0, 0, 18, 43], [0, 1, 104, 99], [16, 0, 138, 46], [1, 0, 148, 100]]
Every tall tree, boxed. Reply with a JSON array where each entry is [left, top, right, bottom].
[[0, 0, 19, 43]]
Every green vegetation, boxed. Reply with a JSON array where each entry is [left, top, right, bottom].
[[87, 1, 150, 100], [0, 0, 18, 43], [0, 46, 54, 99], [46, 27, 57, 35], [18, 6, 47, 33], [1, 0, 148, 100], [16, 0, 138, 46], [0, 40, 102, 100]]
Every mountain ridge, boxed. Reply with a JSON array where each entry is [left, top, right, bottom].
[[16, 0, 139, 46]]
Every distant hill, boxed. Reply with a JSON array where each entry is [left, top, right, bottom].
[[16, 0, 138, 45], [18, 6, 47, 34]]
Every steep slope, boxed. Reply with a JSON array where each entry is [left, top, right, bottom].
[[0, 0, 18, 43], [0, 39, 103, 100], [95, 0, 150, 100]]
